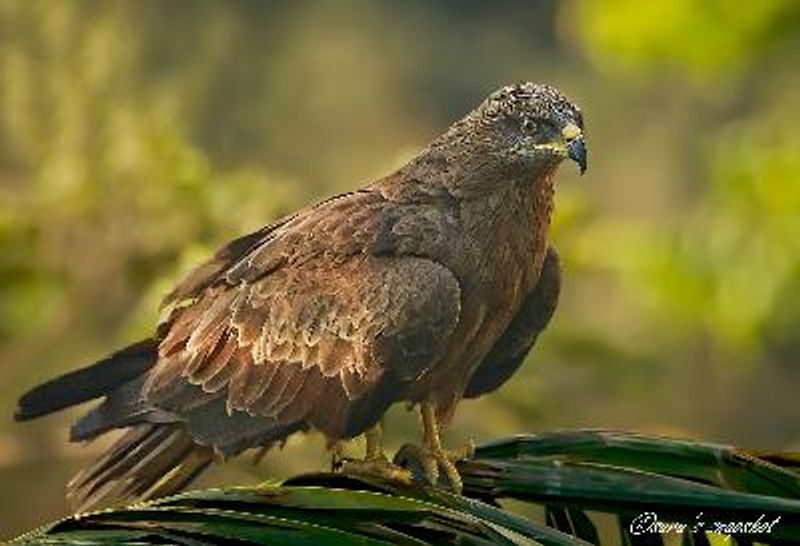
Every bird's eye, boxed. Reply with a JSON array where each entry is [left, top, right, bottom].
[[521, 117, 537, 134]]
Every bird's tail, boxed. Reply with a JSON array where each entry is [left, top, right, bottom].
[[15, 339, 215, 511], [67, 424, 214, 512], [15, 339, 298, 511], [15, 339, 158, 421]]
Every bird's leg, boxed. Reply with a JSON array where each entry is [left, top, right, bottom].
[[329, 440, 347, 471], [404, 402, 475, 493], [334, 422, 413, 484], [364, 424, 383, 459]]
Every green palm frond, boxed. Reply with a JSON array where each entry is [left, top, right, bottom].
[[456, 430, 800, 544], [7, 430, 800, 546]]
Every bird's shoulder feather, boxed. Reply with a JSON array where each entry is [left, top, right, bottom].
[[161, 183, 460, 310]]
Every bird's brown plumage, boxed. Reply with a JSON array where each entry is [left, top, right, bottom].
[[15, 82, 585, 509]]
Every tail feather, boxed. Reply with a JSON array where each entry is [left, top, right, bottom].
[[145, 447, 216, 500], [68, 425, 213, 512], [15, 338, 298, 511], [69, 377, 178, 442], [15, 339, 158, 421], [14, 338, 218, 511]]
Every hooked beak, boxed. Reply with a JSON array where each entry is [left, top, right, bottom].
[[531, 122, 588, 175], [568, 137, 587, 175], [562, 123, 587, 175]]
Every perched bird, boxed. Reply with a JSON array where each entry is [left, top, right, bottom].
[[15, 82, 586, 510]]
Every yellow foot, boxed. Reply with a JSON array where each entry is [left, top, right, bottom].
[[398, 402, 476, 494], [401, 440, 474, 493], [330, 423, 413, 485], [335, 454, 414, 485]]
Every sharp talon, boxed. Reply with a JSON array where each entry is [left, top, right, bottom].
[[418, 445, 467, 491], [403, 402, 472, 493], [465, 438, 476, 458], [441, 457, 463, 494]]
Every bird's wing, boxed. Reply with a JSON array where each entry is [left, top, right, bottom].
[[144, 189, 462, 438], [463, 245, 560, 399], [158, 199, 323, 311]]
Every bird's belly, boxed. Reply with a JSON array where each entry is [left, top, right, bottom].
[[407, 252, 543, 415]]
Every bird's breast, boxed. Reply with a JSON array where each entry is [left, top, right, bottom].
[[412, 179, 555, 414]]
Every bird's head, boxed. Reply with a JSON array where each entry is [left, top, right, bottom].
[[439, 83, 587, 179]]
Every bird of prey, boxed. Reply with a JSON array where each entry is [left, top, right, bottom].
[[16, 82, 586, 510]]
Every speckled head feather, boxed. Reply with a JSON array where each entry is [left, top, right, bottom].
[[480, 83, 583, 129], [427, 82, 586, 182]]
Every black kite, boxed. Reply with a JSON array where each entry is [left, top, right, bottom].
[[16, 82, 586, 509]]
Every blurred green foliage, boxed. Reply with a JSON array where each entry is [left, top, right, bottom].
[[577, 0, 800, 76], [1, 0, 799, 538]]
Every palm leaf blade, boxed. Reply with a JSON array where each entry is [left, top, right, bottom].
[[7, 430, 799, 545]]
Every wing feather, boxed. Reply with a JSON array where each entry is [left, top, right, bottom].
[[268, 368, 309, 416], [144, 190, 462, 439], [187, 331, 236, 385], [277, 369, 325, 423]]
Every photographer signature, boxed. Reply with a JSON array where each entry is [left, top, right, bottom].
[[629, 512, 781, 535]]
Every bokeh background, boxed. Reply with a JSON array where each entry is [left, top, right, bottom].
[[2, 0, 800, 537]]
